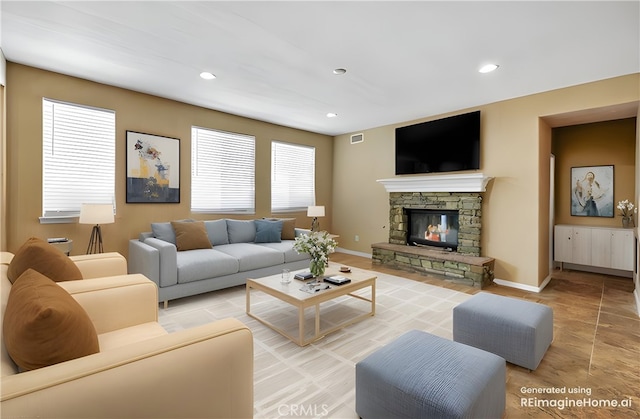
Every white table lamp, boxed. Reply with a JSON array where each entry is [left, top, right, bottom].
[[79, 203, 115, 254], [307, 205, 325, 232]]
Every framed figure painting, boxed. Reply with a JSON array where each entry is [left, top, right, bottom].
[[126, 131, 180, 203], [571, 165, 614, 217]]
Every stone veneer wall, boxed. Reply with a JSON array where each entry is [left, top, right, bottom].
[[372, 191, 493, 288], [388, 192, 483, 256]]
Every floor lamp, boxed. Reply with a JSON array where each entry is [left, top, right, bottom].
[[79, 203, 114, 254], [307, 205, 325, 232]]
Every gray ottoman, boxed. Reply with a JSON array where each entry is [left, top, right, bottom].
[[453, 292, 553, 370], [355, 330, 506, 419]]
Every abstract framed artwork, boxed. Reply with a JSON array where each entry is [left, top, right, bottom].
[[570, 165, 614, 217], [126, 131, 180, 203]]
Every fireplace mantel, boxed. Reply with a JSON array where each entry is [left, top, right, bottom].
[[377, 173, 493, 193]]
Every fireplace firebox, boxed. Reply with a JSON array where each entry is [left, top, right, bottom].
[[406, 208, 459, 251]]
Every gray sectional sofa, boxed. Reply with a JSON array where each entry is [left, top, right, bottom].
[[128, 219, 311, 306]]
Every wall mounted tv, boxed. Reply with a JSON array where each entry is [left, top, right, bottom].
[[395, 110, 480, 175]]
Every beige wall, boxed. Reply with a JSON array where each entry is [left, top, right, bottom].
[[4, 61, 639, 289], [5, 63, 333, 257], [333, 74, 639, 288], [553, 118, 636, 226]]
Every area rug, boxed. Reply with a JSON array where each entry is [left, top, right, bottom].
[[158, 271, 472, 418]]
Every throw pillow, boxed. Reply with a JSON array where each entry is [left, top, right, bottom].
[[171, 221, 213, 251], [226, 219, 256, 243], [3, 269, 100, 371], [204, 219, 230, 246], [7, 237, 83, 284], [265, 218, 296, 240], [151, 222, 176, 244], [255, 219, 283, 243], [151, 219, 196, 244]]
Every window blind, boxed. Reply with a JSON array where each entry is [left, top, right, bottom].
[[191, 126, 255, 213], [42, 99, 115, 219], [271, 141, 315, 212]]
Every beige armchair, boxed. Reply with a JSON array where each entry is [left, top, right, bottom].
[[1, 252, 253, 419]]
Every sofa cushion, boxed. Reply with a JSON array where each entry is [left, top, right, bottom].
[[176, 249, 239, 284], [214, 243, 284, 272], [256, 241, 310, 263], [7, 237, 83, 284], [98, 322, 168, 351], [226, 220, 256, 243], [255, 219, 283, 243], [151, 222, 176, 244], [172, 221, 213, 251], [264, 218, 296, 240], [204, 219, 230, 245], [3, 269, 99, 371]]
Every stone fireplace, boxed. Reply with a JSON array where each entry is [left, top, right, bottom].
[[389, 192, 482, 256], [372, 173, 495, 288]]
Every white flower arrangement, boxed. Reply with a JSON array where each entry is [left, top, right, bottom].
[[617, 199, 637, 218], [293, 231, 337, 263], [293, 231, 337, 276]]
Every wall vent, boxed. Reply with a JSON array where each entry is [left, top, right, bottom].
[[350, 133, 364, 144]]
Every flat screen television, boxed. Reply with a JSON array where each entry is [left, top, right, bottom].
[[395, 110, 480, 175]]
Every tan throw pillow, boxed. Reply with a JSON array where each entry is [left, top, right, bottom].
[[266, 218, 296, 240], [171, 221, 213, 251], [3, 269, 100, 371], [7, 237, 83, 284]]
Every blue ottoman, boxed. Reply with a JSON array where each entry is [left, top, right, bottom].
[[355, 330, 506, 419], [453, 292, 553, 370]]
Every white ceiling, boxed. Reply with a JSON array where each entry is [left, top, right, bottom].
[[1, 1, 638, 136]]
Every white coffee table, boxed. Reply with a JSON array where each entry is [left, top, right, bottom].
[[246, 263, 376, 346]]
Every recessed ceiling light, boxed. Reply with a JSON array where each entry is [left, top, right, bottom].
[[479, 64, 499, 74], [333, 68, 347, 75], [200, 71, 216, 80], [327, 112, 338, 118]]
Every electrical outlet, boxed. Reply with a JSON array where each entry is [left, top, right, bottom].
[[354, 235, 360, 242]]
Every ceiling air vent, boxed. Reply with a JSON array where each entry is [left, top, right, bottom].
[[350, 133, 364, 144]]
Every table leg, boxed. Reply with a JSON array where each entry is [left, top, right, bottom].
[[315, 304, 321, 341], [371, 281, 376, 315], [298, 305, 305, 346], [246, 284, 251, 314]]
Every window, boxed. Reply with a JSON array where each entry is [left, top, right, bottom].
[[271, 141, 315, 212], [42, 99, 115, 221], [191, 126, 255, 213]]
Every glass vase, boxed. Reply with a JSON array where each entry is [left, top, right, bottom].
[[309, 259, 326, 278], [622, 217, 631, 228]]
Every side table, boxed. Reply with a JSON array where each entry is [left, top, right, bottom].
[[49, 239, 73, 256]]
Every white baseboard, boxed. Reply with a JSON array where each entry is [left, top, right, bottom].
[[335, 247, 372, 259], [492, 275, 552, 293]]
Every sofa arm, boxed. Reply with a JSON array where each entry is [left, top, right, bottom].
[[130, 238, 178, 288], [58, 274, 158, 334], [128, 239, 160, 283], [70, 252, 127, 278], [0, 318, 253, 419]]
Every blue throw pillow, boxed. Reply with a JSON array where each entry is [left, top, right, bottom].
[[151, 222, 176, 244], [226, 219, 256, 243], [254, 219, 283, 243], [204, 219, 230, 245]]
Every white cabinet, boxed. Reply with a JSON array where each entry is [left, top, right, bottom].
[[554, 224, 635, 273], [554, 225, 573, 263], [611, 229, 635, 270], [590, 229, 611, 268], [572, 227, 592, 266]]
